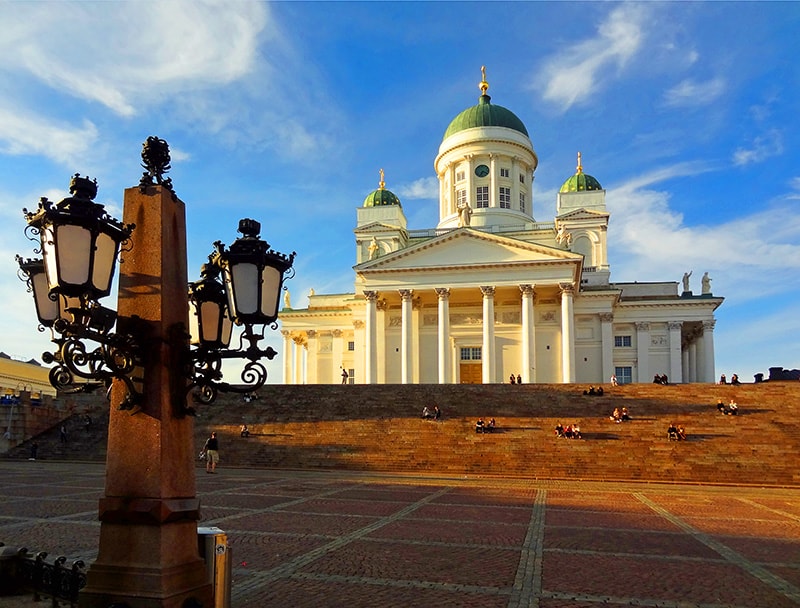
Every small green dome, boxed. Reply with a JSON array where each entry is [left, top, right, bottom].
[[443, 94, 529, 140], [559, 153, 602, 192], [363, 169, 401, 207], [363, 187, 401, 207]]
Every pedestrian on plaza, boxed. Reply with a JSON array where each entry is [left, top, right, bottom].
[[59, 424, 67, 444], [341, 368, 349, 384], [203, 431, 219, 473]]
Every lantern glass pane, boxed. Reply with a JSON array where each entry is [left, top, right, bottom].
[[32, 273, 58, 323], [56, 224, 92, 286], [260, 266, 282, 318], [200, 301, 222, 343], [231, 263, 259, 315], [42, 227, 59, 290], [188, 303, 200, 345], [92, 232, 118, 294], [221, 314, 233, 347]]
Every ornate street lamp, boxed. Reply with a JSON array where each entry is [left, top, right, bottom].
[[188, 218, 295, 404], [16, 256, 59, 328]]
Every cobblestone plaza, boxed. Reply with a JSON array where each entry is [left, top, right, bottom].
[[1, 462, 799, 607]]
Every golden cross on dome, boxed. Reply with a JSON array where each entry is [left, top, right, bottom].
[[576, 152, 583, 174], [479, 65, 489, 95], [379, 168, 385, 190]]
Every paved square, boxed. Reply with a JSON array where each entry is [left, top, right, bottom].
[[1, 462, 798, 607]]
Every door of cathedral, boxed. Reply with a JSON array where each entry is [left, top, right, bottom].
[[459, 363, 482, 384]]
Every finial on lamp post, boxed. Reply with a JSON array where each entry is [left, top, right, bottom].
[[139, 135, 175, 197]]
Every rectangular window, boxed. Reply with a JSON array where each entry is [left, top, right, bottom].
[[476, 186, 489, 208], [348, 368, 355, 385], [614, 335, 632, 348], [615, 366, 632, 385], [499, 186, 511, 209], [500, 168, 510, 178], [519, 173, 525, 184], [456, 170, 465, 182], [347, 341, 355, 351], [519, 193, 526, 213], [460, 347, 482, 361], [456, 189, 467, 208]]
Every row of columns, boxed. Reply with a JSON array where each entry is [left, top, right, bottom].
[[283, 291, 716, 385]]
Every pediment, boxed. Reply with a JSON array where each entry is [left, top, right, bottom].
[[356, 228, 581, 273], [355, 221, 406, 234], [557, 208, 609, 221]]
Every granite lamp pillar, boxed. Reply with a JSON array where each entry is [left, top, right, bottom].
[[80, 179, 211, 606]]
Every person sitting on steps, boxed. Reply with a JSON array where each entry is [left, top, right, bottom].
[[240, 424, 250, 438], [475, 418, 485, 433]]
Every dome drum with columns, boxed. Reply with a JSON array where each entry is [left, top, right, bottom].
[[280, 68, 723, 386]]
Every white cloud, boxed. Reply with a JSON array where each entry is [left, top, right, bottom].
[[537, 5, 647, 110], [663, 77, 726, 107], [398, 177, 438, 200], [0, 105, 98, 164], [0, 1, 268, 116], [733, 129, 784, 166]]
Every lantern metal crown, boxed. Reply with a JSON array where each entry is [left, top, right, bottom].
[[17, 138, 295, 409]]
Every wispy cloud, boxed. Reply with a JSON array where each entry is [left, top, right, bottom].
[[663, 77, 726, 107], [0, 1, 267, 117], [398, 177, 438, 200], [733, 129, 784, 166], [536, 4, 647, 111], [0, 105, 98, 165]]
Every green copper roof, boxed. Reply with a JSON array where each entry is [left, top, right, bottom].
[[363, 187, 401, 207], [560, 172, 602, 193], [443, 94, 529, 140]]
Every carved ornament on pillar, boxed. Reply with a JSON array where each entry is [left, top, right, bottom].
[[634, 322, 650, 332], [281, 330, 291, 338], [353, 320, 364, 329], [332, 329, 343, 338], [519, 284, 534, 297], [399, 289, 414, 302], [306, 330, 317, 339], [376, 298, 387, 311], [363, 290, 379, 302], [434, 287, 451, 300], [412, 296, 423, 310], [668, 321, 683, 331], [599, 313, 614, 323], [480, 285, 495, 297], [702, 319, 716, 332], [559, 282, 575, 295], [292, 335, 306, 346]]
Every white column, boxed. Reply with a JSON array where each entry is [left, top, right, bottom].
[[520, 284, 535, 383], [435, 287, 451, 384], [489, 154, 498, 208], [559, 283, 576, 383], [332, 329, 344, 384], [668, 321, 683, 383], [635, 322, 650, 383], [682, 348, 689, 384], [281, 330, 292, 384], [364, 291, 378, 384], [293, 336, 304, 384], [702, 319, 716, 383], [688, 340, 697, 383], [465, 155, 475, 210], [481, 286, 496, 383], [353, 321, 364, 384], [696, 331, 705, 383], [399, 289, 414, 384], [600, 313, 614, 383], [305, 330, 317, 384], [512, 156, 521, 213]]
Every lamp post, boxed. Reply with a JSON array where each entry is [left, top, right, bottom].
[[16, 137, 294, 607]]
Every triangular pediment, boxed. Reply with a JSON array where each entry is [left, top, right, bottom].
[[354, 221, 406, 234], [356, 228, 581, 273], [556, 208, 609, 221]]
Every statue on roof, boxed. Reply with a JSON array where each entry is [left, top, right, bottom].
[[701, 272, 712, 295], [457, 201, 472, 227], [555, 223, 572, 246], [682, 271, 692, 293], [368, 236, 379, 260]]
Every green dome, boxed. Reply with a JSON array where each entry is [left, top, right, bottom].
[[363, 187, 401, 207], [559, 154, 602, 192], [443, 94, 529, 140]]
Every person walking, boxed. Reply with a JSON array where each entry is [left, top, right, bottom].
[[204, 431, 219, 474]]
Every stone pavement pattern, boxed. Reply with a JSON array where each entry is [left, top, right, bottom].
[[1, 462, 799, 607]]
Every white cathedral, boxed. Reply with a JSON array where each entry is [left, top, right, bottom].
[[279, 70, 723, 385]]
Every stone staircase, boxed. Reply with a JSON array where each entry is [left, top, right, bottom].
[[6, 382, 799, 487]]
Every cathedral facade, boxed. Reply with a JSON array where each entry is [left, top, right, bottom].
[[279, 71, 723, 385]]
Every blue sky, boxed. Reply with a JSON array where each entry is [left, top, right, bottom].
[[1, 1, 798, 383]]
